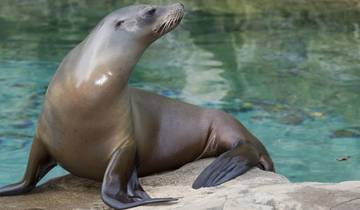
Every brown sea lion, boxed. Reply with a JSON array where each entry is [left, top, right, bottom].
[[0, 3, 274, 209]]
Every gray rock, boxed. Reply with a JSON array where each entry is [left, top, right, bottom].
[[279, 113, 304, 126], [331, 128, 360, 139], [0, 158, 360, 210]]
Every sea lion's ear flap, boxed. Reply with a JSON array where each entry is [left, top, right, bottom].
[[192, 142, 260, 189]]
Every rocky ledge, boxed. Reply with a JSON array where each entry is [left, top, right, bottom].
[[1, 158, 360, 210]]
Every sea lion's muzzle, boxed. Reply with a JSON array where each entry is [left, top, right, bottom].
[[153, 3, 184, 36]]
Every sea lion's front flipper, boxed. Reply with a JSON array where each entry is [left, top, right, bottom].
[[101, 143, 177, 209], [192, 142, 259, 189], [0, 136, 56, 196]]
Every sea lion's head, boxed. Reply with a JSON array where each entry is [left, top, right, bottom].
[[96, 3, 184, 47], [81, 3, 184, 71]]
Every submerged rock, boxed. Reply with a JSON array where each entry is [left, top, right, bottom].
[[223, 102, 255, 113], [1, 158, 360, 210], [331, 128, 360, 139], [309, 111, 325, 118], [279, 113, 304, 125], [238, 102, 255, 112]]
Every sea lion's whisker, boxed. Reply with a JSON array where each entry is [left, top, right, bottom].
[[176, 12, 181, 23], [166, 19, 173, 32], [165, 18, 174, 33], [154, 10, 184, 36], [157, 22, 166, 34], [160, 21, 168, 35]]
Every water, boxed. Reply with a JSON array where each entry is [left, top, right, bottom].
[[0, 0, 359, 186]]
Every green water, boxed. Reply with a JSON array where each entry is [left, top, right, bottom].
[[0, 0, 360, 185]]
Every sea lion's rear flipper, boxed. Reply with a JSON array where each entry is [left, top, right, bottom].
[[101, 143, 177, 209], [192, 142, 259, 189]]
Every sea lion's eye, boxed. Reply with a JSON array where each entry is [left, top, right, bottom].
[[146, 8, 156, 16], [115, 20, 124, 29]]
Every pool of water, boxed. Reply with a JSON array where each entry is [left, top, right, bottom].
[[0, 0, 360, 186]]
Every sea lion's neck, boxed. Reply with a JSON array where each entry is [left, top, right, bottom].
[[71, 30, 147, 91], [48, 25, 151, 109], [46, 36, 147, 110]]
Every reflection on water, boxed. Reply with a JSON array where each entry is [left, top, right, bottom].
[[0, 0, 360, 185], [166, 30, 230, 104]]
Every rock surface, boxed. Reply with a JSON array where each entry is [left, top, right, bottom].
[[1, 158, 360, 210]]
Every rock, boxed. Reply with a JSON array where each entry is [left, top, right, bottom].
[[279, 113, 304, 125], [331, 128, 360, 138], [223, 102, 255, 113], [309, 112, 325, 118], [1, 158, 360, 210], [336, 156, 351, 161], [238, 102, 255, 112]]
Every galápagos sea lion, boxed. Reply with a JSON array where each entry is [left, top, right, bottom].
[[0, 3, 274, 209]]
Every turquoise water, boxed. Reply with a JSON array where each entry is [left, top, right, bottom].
[[0, 0, 360, 186]]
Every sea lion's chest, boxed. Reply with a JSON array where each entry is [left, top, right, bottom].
[[37, 88, 134, 179]]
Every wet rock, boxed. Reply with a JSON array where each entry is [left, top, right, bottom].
[[279, 113, 304, 125], [336, 156, 351, 161], [331, 129, 360, 139], [248, 100, 286, 113], [265, 104, 286, 113], [239, 102, 255, 112], [1, 158, 360, 210], [310, 112, 324, 117]]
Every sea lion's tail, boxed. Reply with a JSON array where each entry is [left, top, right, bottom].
[[192, 142, 273, 189]]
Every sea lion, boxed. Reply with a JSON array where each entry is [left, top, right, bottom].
[[0, 3, 274, 210]]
